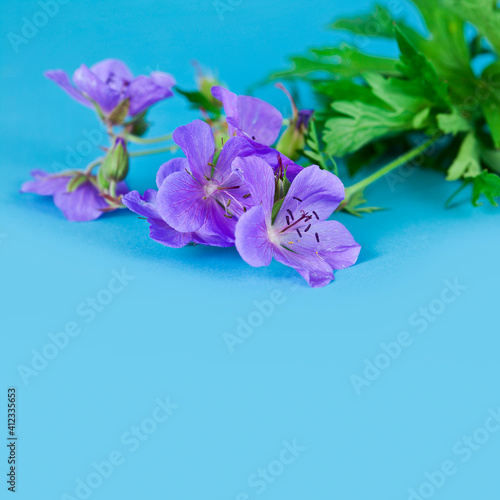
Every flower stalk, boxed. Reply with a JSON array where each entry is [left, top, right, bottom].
[[343, 136, 440, 204]]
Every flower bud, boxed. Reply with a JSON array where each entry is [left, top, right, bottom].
[[275, 83, 314, 161], [101, 137, 129, 182]]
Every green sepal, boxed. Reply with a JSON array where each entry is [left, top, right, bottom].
[[97, 166, 110, 190], [108, 98, 130, 125], [66, 175, 87, 193], [271, 199, 284, 224], [128, 112, 149, 137]]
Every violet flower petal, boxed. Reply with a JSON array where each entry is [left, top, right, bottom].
[[73, 64, 120, 113], [156, 170, 209, 233], [53, 179, 108, 222], [21, 170, 70, 196], [44, 70, 92, 108], [212, 136, 249, 183], [232, 156, 275, 214], [156, 158, 189, 188], [235, 205, 274, 267], [211, 86, 239, 136], [172, 120, 215, 180], [311, 220, 361, 269], [236, 95, 283, 146], [90, 59, 133, 84], [122, 189, 160, 220], [126, 72, 175, 116], [274, 165, 345, 229]]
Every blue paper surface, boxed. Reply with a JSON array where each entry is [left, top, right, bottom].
[[1, 0, 499, 498]]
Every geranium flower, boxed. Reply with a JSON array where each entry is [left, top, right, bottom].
[[211, 85, 283, 146], [45, 59, 175, 117], [155, 119, 255, 243], [211, 85, 303, 181], [21, 170, 127, 222], [122, 159, 232, 248], [233, 157, 361, 287]]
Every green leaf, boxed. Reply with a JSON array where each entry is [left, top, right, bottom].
[[331, 4, 417, 39], [108, 98, 130, 125], [270, 45, 399, 80], [437, 110, 471, 134], [479, 61, 500, 147], [411, 1, 472, 71], [394, 27, 451, 108], [175, 87, 221, 117], [480, 145, 500, 175], [323, 101, 427, 157], [271, 199, 284, 224], [472, 170, 500, 206], [311, 79, 388, 108], [446, 133, 482, 181], [442, 0, 500, 56], [303, 119, 337, 173], [341, 189, 385, 217]]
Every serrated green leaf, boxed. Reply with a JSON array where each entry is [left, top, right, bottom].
[[331, 4, 411, 39], [324, 101, 427, 157], [437, 110, 471, 134], [341, 189, 385, 217], [270, 45, 399, 80], [446, 133, 482, 181], [472, 170, 500, 206], [441, 0, 500, 55], [311, 79, 389, 108], [395, 28, 451, 108]]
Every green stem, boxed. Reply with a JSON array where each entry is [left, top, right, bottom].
[[109, 180, 117, 198], [126, 133, 173, 145], [85, 157, 104, 174], [344, 136, 439, 199], [129, 145, 179, 157]]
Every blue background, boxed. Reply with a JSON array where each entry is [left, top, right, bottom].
[[1, 0, 499, 499]]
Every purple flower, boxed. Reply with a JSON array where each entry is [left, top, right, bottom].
[[21, 170, 127, 222], [211, 85, 303, 181], [45, 59, 175, 117], [155, 119, 255, 244], [232, 157, 361, 287], [211, 85, 283, 146], [122, 156, 232, 248]]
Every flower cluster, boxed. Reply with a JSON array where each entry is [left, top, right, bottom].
[[123, 87, 360, 287], [22, 59, 360, 286], [22, 59, 177, 221]]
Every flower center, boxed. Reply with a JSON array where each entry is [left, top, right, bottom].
[[204, 180, 219, 197]]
